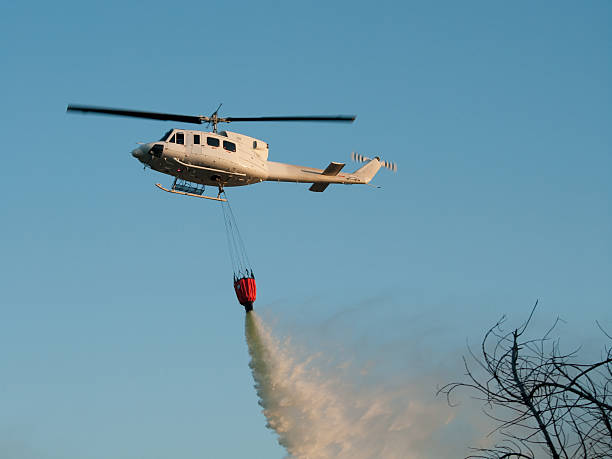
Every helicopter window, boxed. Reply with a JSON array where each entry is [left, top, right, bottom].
[[176, 132, 184, 145], [207, 137, 220, 147], [193, 134, 200, 145], [160, 130, 173, 141], [169, 134, 176, 143], [223, 140, 236, 152]]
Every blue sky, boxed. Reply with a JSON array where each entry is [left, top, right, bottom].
[[1, 1, 610, 458]]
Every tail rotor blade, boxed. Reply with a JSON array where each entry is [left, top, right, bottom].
[[352, 152, 397, 172], [351, 152, 372, 163], [381, 160, 397, 172]]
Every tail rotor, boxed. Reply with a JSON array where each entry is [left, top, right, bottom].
[[351, 152, 397, 172]]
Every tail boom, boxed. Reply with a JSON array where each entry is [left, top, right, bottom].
[[265, 158, 382, 189]]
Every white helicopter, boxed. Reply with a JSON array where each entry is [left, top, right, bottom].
[[67, 105, 397, 201]]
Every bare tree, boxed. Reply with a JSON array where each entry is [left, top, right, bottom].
[[439, 302, 612, 458]]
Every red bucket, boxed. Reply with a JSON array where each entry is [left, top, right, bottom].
[[234, 276, 256, 311]]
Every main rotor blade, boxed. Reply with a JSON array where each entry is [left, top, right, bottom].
[[66, 105, 206, 124], [223, 115, 356, 123], [67, 105, 356, 125]]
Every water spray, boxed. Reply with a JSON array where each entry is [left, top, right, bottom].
[[244, 312, 460, 459]]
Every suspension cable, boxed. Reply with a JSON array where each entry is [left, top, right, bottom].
[[220, 192, 253, 279]]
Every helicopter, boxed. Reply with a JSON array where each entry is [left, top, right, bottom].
[[66, 105, 397, 201]]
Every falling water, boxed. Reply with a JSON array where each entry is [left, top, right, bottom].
[[245, 312, 462, 459]]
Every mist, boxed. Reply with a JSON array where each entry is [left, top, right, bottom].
[[245, 310, 487, 459]]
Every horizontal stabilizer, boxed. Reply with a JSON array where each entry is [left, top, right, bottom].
[[309, 182, 330, 192], [322, 162, 345, 176], [308, 162, 344, 192]]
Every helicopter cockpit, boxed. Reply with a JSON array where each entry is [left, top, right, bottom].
[[161, 130, 185, 145], [159, 129, 173, 141], [159, 129, 187, 144]]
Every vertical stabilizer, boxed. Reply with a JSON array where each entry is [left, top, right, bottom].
[[352, 158, 382, 183]]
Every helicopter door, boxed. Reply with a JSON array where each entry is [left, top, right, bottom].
[[189, 133, 202, 156], [167, 131, 187, 157], [168, 131, 185, 146]]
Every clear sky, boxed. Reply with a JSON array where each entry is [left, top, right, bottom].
[[1, 1, 610, 458]]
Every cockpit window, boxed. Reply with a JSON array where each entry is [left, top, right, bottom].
[[176, 132, 184, 145], [207, 137, 220, 147], [159, 130, 173, 141], [223, 140, 236, 152], [169, 134, 176, 143]]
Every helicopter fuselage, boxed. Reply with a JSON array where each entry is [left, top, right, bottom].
[[131, 128, 379, 190], [132, 129, 266, 188]]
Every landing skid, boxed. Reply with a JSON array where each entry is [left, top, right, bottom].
[[155, 179, 227, 202]]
